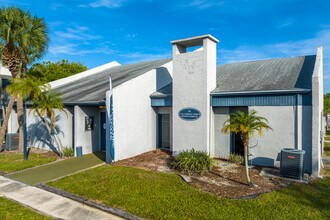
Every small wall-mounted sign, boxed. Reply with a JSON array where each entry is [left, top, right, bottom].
[[85, 116, 94, 131], [178, 108, 201, 121]]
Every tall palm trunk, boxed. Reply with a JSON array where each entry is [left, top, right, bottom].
[[243, 137, 253, 187], [17, 97, 24, 151], [0, 94, 16, 151]]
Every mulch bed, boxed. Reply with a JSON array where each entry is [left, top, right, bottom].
[[114, 150, 291, 199]]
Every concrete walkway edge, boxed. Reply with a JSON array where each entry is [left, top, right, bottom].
[[0, 176, 122, 220], [37, 183, 143, 220]]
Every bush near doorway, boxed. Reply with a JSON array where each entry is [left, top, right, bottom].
[[172, 149, 213, 175], [63, 147, 74, 157], [228, 153, 244, 164]]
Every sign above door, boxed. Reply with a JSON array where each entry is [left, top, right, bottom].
[[178, 108, 201, 121]]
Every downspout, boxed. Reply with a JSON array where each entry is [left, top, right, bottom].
[[294, 94, 299, 149]]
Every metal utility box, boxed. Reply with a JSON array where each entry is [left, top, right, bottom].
[[76, 146, 83, 157], [280, 148, 305, 180], [85, 116, 94, 131], [5, 133, 19, 151]]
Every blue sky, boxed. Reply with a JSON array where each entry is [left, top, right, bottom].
[[2, 0, 330, 92]]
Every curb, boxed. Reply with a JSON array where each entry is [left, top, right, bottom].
[[36, 183, 143, 220]]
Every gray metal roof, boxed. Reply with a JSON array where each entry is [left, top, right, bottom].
[[212, 55, 316, 94], [150, 55, 316, 98], [56, 55, 316, 104], [150, 82, 172, 98], [54, 58, 171, 103]]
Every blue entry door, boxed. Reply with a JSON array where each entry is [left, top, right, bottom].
[[100, 112, 106, 151]]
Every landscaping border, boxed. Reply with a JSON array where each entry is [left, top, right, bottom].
[[36, 183, 143, 220]]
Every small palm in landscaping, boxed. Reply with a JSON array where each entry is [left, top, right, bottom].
[[222, 110, 272, 187], [172, 148, 213, 175]]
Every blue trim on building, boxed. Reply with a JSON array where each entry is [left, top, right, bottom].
[[211, 93, 312, 107], [151, 98, 173, 107], [109, 95, 115, 161], [150, 91, 312, 107]]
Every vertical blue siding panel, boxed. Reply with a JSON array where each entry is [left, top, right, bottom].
[[211, 93, 312, 107]]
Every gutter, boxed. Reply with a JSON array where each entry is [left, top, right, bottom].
[[210, 89, 311, 97], [23, 101, 106, 107]]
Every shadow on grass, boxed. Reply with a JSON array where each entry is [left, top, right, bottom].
[[92, 152, 106, 162]]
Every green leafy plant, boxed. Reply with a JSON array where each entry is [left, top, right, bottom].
[[172, 149, 213, 175], [228, 153, 244, 164], [63, 147, 74, 157]]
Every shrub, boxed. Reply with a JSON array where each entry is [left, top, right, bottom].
[[63, 147, 74, 157], [172, 149, 213, 175], [228, 153, 244, 164]]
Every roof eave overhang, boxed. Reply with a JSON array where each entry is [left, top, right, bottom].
[[150, 94, 172, 99], [210, 89, 311, 97], [63, 101, 106, 107]]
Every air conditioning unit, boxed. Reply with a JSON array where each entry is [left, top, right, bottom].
[[280, 148, 305, 180], [5, 133, 19, 151]]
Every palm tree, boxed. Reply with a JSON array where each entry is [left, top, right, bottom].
[[0, 6, 48, 150], [222, 110, 272, 187], [6, 77, 65, 155]]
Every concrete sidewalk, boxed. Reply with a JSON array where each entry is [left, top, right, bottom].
[[0, 176, 122, 220]]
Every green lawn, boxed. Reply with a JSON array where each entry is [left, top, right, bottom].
[[0, 197, 50, 219], [325, 142, 330, 156], [7, 153, 105, 185], [49, 165, 330, 220], [325, 129, 330, 141], [0, 153, 57, 174]]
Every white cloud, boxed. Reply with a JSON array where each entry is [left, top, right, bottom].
[[79, 0, 126, 8], [119, 51, 171, 63], [219, 29, 330, 63], [126, 33, 138, 39], [277, 17, 297, 29], [187, 0, 225, 9], [49, 43, 116, 56], [49, 25, 111, 56], [54, 26, 102, 41]]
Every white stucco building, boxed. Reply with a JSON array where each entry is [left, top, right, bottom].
[[3, 34, 324, 176]]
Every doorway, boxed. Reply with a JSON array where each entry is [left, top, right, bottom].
[[100, 112, 106, 151], [230, 107, 248, 156], [158, 114, 170, 149]]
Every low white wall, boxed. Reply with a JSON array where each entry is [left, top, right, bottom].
[[212, 107, 230, 158], [74, 106, 100, 155], [249, 106, 296, 168], [112, 62, 172, 161], [7, 107, 74, 152]]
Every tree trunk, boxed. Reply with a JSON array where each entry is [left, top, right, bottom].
[[0, 95, 16, 151], [243, 137, 253, 187], [35, 110, 63, 156], [17, 97, 24, 151]]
